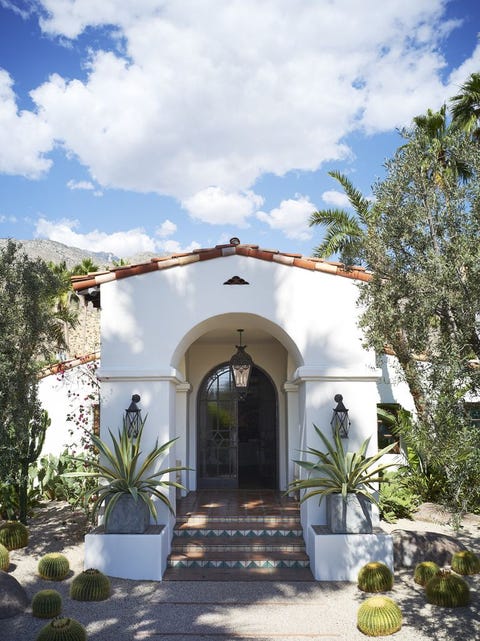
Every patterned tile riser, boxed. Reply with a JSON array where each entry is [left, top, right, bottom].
[[174, 529, 303, 537], [168, 559, 310, 569], [172, 544, 305, 553]]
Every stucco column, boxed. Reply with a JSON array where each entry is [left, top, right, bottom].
[[284, 382, 299, 491], [175, 382, 191, 496]]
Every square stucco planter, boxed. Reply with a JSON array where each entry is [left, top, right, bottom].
[[327, 494, 373, 534], [84, 525, 169, 580], [307, 525, 394, 581]]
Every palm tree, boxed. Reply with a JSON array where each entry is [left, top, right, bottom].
[[70, 257, 100, 276], [450, 72, 480, 139], [309, 170, 375, 265]]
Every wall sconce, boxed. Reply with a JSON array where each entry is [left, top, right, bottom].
[[125, 394, 142, 437], [330, 394, 350, 438], [229, 329, 254, 399]]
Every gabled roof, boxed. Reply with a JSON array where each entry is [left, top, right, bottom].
[[71, 240, 371, 292]]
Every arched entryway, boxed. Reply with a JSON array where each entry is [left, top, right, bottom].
[[197, 363, 277, 489]]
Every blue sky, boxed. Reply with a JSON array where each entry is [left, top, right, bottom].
[[1, 0, 480, 259]]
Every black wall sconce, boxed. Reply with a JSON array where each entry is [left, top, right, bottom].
[[330, 394, 350, 438], [229, 329, 254, 399], [125, 394, 142, 437]]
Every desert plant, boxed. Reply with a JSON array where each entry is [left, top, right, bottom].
[[32, 589, 63, 618], [289, 424, 396, 506], [357, 595, 402, 636], [70, 568, 110, 601], [0, 520, 29, 549], [0, 542, 9, 571], [36, 616, 87, 641], [451, 550, 480, 575], [65, 418, 187, 528], [38, 553, 70, 581], [358, 561, 394, 593], [425, 569, 470, 607], [378, 471, 420, 523], [413, 561, 440, 586]]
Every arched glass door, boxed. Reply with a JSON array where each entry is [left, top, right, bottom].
[[197, 364, 277, 489]]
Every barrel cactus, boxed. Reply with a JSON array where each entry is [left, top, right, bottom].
[[425, 569, 470, 607], [32, 590, 63, 619], [358, 561, 394, 593], [0, 521, 29, 550], [451, 550, 480, 576], [413, 561, 440, 586], [0, 542, 10, 571], [36, 616, 87, 641], [70, 568, 111, 601], [38, 553, 70, 581], [357, 595, 402, 636]]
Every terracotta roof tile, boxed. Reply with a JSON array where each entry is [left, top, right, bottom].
[[71, 241, 371, 291]]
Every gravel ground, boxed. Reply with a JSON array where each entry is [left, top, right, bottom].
[[1, 501, 479, 641]]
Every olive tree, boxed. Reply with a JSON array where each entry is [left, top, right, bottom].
[[0, 240, 71, 522]]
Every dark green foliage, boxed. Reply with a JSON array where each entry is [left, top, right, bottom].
[[425, 570, 470, 607], [451, 550, 480, 575], [358, 562, 394, 593], [32, 590, 63, 618], [413, 561, 440, 586], [357, 595, 402, 636], [378, 471, 421, 523], [0, 241, 71, 523], [38, 553, 70, 581], [70, 568, 110, 601], [0, 542, 9, 570], [36, 616, 87, 641], [0, 520, 29, 550]]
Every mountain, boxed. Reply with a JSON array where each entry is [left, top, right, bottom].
[[0, 238, 159, 270]]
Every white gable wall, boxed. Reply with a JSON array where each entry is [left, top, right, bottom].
[[96, 254, 381, 532]]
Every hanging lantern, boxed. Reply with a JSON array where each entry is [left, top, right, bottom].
[[229, 329, 253, 399]]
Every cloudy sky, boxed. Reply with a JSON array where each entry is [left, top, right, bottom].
[[1, 0, 479, 258]]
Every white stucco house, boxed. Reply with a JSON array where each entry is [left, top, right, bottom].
[[69, 239, 414, 580]]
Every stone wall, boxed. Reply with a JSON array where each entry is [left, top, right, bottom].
[[67, 301, 100, 358]]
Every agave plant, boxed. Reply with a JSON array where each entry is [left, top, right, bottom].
[[289, 424, 397, 507], [66, 418, 187, 527]]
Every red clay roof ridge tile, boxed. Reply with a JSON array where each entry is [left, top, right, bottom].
[[71, 241, 372, 291]]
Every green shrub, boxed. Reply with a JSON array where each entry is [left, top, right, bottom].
[[379, 471, 421, 523], [0, 542, 10, 571], [32, 590, 63, 618], [358, 562, 394, 593], [70, 568, 110, 601], [0, 521, 29, 550], [357, 595, 402, 636], [413, 561, 440, 586], [451, 550, 480, 575], [38, 553, 70, 581], [425, 570, 470, 607], [36, 616, 87, 641]]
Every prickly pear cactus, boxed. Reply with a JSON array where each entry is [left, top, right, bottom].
[[425, 569, 470, 607], [70, 568, 111, 601], [0, 542, 10, 571], [451, 550, 480, 576], [0, 521, 29, 550], [357, 595, 402, 636], [38, 553, 70, 581], [32, 589, 63, 619], [36, 616, 87, 641], [414, 561, 440, 586], [358, 561, 394, 593]]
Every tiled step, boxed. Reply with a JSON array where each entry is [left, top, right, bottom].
[[171, 535, 307, 553], [163, 566, 315, 581], [168, 549, 310, 568], [174, 524, 303, 537]]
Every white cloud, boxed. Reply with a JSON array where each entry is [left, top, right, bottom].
[[182, 188, 264, 226], [0, 69, 53, 178], [35, 217, 157, 256], [322, 190, 351, 208], [20, 0, 471, 202], [257, 196, 315, 241], [156, 219, 177, 238], [67, 179, 95, 190], [156, 239, 201, 255]]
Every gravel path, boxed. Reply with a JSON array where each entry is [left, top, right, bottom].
[[2, 502, 479, 641]]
